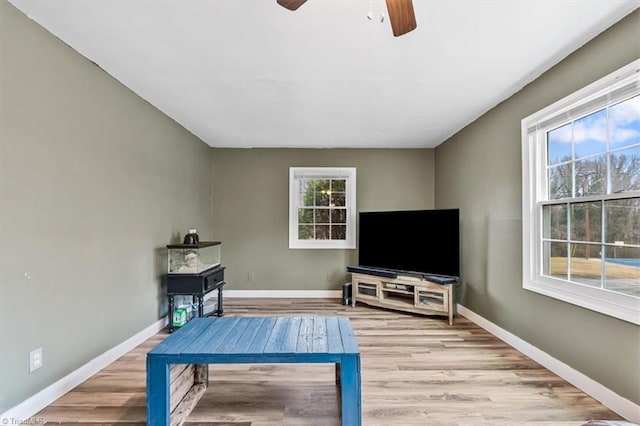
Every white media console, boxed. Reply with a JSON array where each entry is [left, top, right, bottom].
[[351, 272, 456, 325]]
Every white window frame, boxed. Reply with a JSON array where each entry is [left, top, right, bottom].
[[289, 167, 356, 249], [522, 59, 640, 325]]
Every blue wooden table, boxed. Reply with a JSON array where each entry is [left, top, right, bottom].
[[147, 316, 362, 426]]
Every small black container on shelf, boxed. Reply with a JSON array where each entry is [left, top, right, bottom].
[[183, 228, 200, 245]]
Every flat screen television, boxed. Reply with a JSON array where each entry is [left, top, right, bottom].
[[357, 209, 460, 279]]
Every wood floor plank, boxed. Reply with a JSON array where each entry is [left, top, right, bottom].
[[34, 298, 626, 425]]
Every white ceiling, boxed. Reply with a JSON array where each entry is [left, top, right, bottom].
[[8, 0, 639, 148]]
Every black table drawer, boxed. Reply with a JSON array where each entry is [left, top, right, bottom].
[[167, 266, 225, 295], [204, 268, 224, 292]]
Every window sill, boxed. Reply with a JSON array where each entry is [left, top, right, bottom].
[[289, 239, 356, 249], [524, 276, 640, 325]]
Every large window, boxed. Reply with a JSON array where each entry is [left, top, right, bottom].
[[289, 167, 356, 249], [522, 60, 640, 324]]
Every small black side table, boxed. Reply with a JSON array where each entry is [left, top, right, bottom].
[[166, 265, 226, 333]]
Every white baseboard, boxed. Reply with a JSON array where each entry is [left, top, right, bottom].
[[457, 304, 640, 423], [0, 317, 167, 423], [224, 290, 342, 298]]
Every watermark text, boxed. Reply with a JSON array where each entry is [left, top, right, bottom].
[[0, 418, 45, 425]]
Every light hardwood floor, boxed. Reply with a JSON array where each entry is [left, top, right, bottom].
[[36, 298, 625, 425]]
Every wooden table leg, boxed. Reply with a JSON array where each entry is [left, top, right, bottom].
[[216, 284, 224, 316], [197, 296, 204, 317], [147, 357, 170, 426], [339, 354, 362, 426]]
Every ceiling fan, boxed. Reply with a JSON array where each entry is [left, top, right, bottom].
[[276, 0, 417, 37]]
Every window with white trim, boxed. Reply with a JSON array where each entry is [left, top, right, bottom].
[[289, 167, 356, 249], [522, 60, 640, 324]]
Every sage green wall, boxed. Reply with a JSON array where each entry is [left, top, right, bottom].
[[211, 148, 434, 291], [0, 2, 213, 413], [434, 11, 640, 404]]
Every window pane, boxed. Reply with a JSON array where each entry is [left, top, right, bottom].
[[605, 198, 640, 245], [543, 204, 567, 239], [569, 243, 602, 287], [574, 109, 607, 159], [331, 208, 346, 224], [331, 193, 345, 207], [543, 241, 568, 280], [547, 123, 572, 165], [298, 208, 314, 224], [315, 179, 330, 192], [299, 225, 314, 240], [604, 246, 640, 297], [575, 155, 606, 196], [610, 145, 640, 193], [300, 179, 315, 207], [316, 225, 330, 240], [316, 192, 330, 207], [332, 179, 346, 192], [316, 209, 330, 223], [549, 163, 572, 199], [571, 201, 601, 242], [610, 95, 640, 149], [331, 225, 346, 240]]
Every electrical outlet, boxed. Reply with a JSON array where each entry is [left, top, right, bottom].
[[30, 347, 43, 372], [248, 272, 255, 281]]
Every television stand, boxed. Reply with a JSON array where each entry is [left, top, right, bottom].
[[351, 272, 456, 325]]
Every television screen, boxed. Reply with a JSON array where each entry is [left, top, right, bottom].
[[358, 209, 460, 278]]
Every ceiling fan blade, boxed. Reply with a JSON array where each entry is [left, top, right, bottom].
[[277, 0, 307, 11], [385, 0, 417, 37]]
